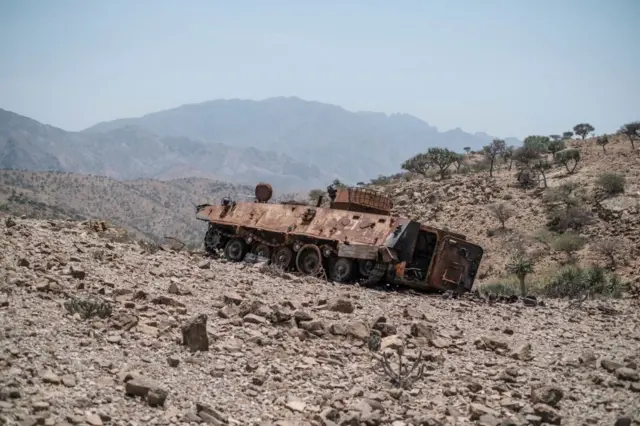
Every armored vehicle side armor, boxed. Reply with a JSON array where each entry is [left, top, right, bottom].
[[196, 183, 484, 292]]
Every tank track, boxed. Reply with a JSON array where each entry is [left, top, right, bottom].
[[204, 225, 390, 286]]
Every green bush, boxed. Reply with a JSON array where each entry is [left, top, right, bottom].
[[551, 232, 587, 261], [595, 172, 625, 197], [542, 266, 626, 299], [554, 149, 581, 174]]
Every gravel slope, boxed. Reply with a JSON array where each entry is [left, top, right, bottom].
[[1, 218, 639, 426]]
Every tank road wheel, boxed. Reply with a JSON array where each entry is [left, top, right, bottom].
[[251, 243, 272, 261], [296, 244, 322, 276], [204, 226, 222, 254], [224, 238, 247, 262], [329, 257, 355, 283], [272, 246, 293, 269], [357, 259, 377, 277]]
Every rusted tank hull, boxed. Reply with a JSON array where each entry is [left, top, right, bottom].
[[196, 202, 398, 246], [196, 185, 484, 293]]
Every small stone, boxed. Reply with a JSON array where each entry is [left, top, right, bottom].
[[327, 298, 354, 314], [615, 416, 632, 426], [167, 356, 180, 367], [85, 413, 103, 426], [181, 313, 209, 352], [533, 403, 562, 425], [286, 400, 306, 412], [531, 385, 563, 407], [61, 375, 76, 387], [243, 313, 267, 324], [616, 368, 639, 382], [40, 370, 61, 385]]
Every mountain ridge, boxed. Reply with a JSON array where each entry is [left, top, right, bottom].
[[82, 96, 521, 182], [0, 108, 328, 191]]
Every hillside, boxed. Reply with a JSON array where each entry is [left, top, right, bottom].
[[0, 109, 328, 190], [83, 96, 521, 184], [371, 134, 640, 288], [0, 171, 255, 244], [1, 217, 638, 425], [2, 134, 638, 289]]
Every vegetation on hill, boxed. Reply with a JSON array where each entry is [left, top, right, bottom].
[[359, 121, 639, 297], [2, 118, 638, 299], [0, 171, 254, 246]]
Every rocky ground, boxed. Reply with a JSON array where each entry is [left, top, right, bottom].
[[1, 217, 639, 426]]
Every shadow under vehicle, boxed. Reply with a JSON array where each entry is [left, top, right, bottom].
[[195, 183, 484, 293]]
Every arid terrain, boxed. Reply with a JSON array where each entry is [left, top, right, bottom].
[[1, 133, 640, 426], [373, 135, 640, 289], [1, 216, 639, 426]]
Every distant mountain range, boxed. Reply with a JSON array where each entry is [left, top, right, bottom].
[[2, 97, 520, 190], [0, 108, 326, 191]]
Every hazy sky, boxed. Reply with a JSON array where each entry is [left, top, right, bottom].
[[1, 0, 638, 139]]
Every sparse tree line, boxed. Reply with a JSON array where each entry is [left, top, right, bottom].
[[397, 120, 638, 189], [396, 120, 637, 300]]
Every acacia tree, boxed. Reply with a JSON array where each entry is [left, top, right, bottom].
[[549, 134, 561, 141], [573, 123, 595, 140], [548, 139, 567, 157], [425, 147, 458, 180], [533, 159, 552, 188], [562, 131, 574, 140], [483, 139, 506, 177], [401, 148, 458, 180], [523, 135, 551, 154], [618, 121, 640, 149], [453, 153, 465, 172], [513, 146, 542, 187], [596, 134, 609, 153], [501, 146, 515, 171], [555, 149, 581, 174], [308, 188, 325, 202], [332, 179, 347, 189], [463, 147, 471, 154], [401, 153, 432, 176]]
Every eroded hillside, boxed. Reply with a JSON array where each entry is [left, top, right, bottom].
[[0, 218, 639, 426], [372, 135, 640, 288], [0, 172, 254, 244]]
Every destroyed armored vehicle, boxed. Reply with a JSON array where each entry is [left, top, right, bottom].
[[196, 183, 484, 293]]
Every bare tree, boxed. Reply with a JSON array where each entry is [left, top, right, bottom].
[[483, 139, 506, 177], [488, 202, 515, 229]]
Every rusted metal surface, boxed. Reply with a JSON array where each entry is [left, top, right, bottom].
[[196, 182, 484, 292], [196, 202, 397, 246], [255, 182, 273, 203], [331, 187, 394, 215]]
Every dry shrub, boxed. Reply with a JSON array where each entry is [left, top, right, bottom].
[[591, 237, 626, 267], [487, 202, 515, 229], [595, 173, 626, 197]]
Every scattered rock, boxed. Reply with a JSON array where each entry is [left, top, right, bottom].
[[0, 217, 638, 425], [181, 313, 209, 352]]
